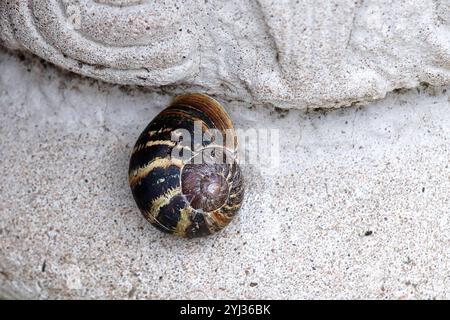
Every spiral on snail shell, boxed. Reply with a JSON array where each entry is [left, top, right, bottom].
[[128, 93, 244, 238]]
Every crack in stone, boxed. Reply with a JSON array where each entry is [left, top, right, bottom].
[[345, 0, 364, 50], [253, 0, 283, 74]]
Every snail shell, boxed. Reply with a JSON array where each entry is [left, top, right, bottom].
[[129, 93, 244, 238]]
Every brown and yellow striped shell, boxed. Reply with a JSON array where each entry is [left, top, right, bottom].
[[128, 93, 244, 238]]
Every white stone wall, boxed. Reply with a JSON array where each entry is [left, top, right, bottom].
[[1, 0, 450, 108], [1, 1, 450, 300], [1, 48, 450, 300]]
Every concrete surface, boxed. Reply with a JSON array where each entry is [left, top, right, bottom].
[[0, 49, 450, 299], [2, 0, 450, 109]]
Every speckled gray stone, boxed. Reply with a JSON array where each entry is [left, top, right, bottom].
[[0, 49, 450, 299], [1, 0, 450, 109]]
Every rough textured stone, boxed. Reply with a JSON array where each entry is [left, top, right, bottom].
[[1, 49, 450, 299], [1, 0, 450, 109]]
